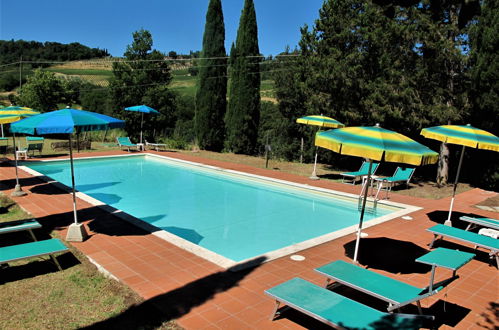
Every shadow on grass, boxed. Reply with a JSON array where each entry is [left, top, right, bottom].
[[0, 252, 79, 284], [81, 256, 266, 330], [343, 237, 431, 274]]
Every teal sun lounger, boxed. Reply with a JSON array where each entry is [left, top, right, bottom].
[[340, 161, 379, 185], [459, 216, 499, 231], [265, 277, 427, 329], [428, 224, 499, 268], [117, 137, 140, 152], [315, 260, 442, 314], [0, 219, 41, 241], [0, 238, 68, 271]]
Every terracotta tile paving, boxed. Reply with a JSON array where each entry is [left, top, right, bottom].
[[1, 150, 498, 329]]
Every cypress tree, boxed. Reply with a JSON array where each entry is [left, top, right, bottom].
[[225, 0, 261, 154], [195, 0, 227, 151]]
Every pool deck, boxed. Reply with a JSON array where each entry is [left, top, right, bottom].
[[1, 150, 497, 329]]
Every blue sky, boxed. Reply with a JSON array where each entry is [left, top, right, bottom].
[[0, 0, 324, 57]]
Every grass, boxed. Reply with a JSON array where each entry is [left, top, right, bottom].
[[0, 193, 180, 329]]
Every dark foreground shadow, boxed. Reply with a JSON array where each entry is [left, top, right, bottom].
[[477, 302, 498, 330], [0, 252, 79, 284], [426, 210, 472, 227], [344, 237, 431, 274], [81, 256, 266, 329]]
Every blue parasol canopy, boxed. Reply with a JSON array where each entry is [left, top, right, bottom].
[[9, 108, 125, 241], [10, 108, 125, 135], [123, 105, 159, 144], [124, 105, 160, 114]]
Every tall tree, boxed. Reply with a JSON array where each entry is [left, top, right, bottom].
[[468, 0, 498, 190], [16, 69, 67, 111], [469, 0, 498, 136], [225, 0, 261, 154], [195, 0, 227, 151], [109, 29, 176, 140]]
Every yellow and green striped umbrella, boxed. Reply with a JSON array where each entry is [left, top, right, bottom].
[[421, 124, 499, 225], [297, 115, 345, 179], [421, 124, 499, 152], [296, 115, 345, 129], [0, 106, 40, 124], [316, 124, 438, 263], [316, 125, 439, 166]]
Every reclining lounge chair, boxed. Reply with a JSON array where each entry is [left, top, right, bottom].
[[374, 167, 415, 200], [0, 219, 41, 241], [427, 224, 499, 268], [117, 137, 140, 152], [459, 216, 499, 231], [0, 238, 68, 271], [265, 277, 428, 329], [340, 161, 379, 184], [145, 140, 167, 151], [315, 260, 445, 314]]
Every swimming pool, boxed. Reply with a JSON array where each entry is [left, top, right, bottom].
[[24, 154, 418, 267]]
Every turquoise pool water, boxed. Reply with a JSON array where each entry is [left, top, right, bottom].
[[26, 155, 398, 262]]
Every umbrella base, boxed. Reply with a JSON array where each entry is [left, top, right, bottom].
[[66, 223, 89, 242], [11, 184, 27, 197]]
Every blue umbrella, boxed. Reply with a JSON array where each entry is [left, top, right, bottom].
[[124, 105, 160, 144], [11, 108, 125, 241]]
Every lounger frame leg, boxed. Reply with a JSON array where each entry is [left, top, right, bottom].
[[270, 301, 281, 320], [416, 301, 422, 315], [428, 234, 439, 248], [28, 229, 37, 241], [50, 255, 63, 271]]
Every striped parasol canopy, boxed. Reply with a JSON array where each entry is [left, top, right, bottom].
[[0, 106, 40, 124], [296, 115, 345, 129], [421, 124, 499, 152], [316, 124, 438, 263], [316, 125, 439, 166], [297, 115, 345, 179], [421, 124, 499, 225]]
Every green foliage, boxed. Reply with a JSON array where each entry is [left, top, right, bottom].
[[0, 39, 109, 65], [80, 88, 113, 115], [225, 0, 261, 154], [109, 29, 175, 141], [469, 0, 498, 136], [195, 0, 227, 151], [173, 94, 196, 143], [16, 69, 68, 111], [468, 0, 499, 190]]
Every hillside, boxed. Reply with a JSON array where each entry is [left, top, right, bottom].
[[5, 58, 276, 101]]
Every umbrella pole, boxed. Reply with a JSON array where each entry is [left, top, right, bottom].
[[11, 133, 27, 197], [445, 145, 466, 226], [353, 159, 373, 263], [69, 134, 78, 224], [310, 150, 319, 180], [65, 134, 89, 242], [1, 124, 4, 138], [140, 112, 144, 144]]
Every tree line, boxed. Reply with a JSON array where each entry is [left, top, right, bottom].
[[0, 40, 109, 64]]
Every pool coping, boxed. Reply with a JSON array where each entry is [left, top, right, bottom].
[[20, 153, 422, 270]]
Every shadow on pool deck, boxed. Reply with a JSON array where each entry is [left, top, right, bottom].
[[81, 256, 267, 330], [343, 237, 432, 274]]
